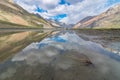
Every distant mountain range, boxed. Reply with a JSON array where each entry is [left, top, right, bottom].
[[0, 0, 52, 28], [74, 4, 120, 29], [47, 19, 74, 28]]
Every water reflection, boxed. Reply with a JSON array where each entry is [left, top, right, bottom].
[[0, 31, 52, 62], [105, 42, 120, 55], [0, 30, 120, 80]]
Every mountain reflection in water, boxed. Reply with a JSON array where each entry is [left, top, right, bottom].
[[0, 30, 120, 80]]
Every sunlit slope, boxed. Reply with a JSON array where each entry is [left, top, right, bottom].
[[74, 4, 120, 29], [0, 0, 52, 28]]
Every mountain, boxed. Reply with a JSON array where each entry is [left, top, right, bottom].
[[0, 0, 52, 28], [47, 19, 61, 27], [47, 19, 74, 28], [74, 4, 120, 29], [74, 16, 95, 28], [58, 22, 74, 28]]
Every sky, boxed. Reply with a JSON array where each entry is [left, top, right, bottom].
[[14, 0, 120, 24]]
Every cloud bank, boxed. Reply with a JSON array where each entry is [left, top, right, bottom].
[[14, 0, 120, 24]]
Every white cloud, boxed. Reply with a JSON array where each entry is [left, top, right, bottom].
[[14, 0, 60, 10], [40, 0, 60, 10], [37, 12, 54, 19], [66, 0, 83, 4], [48, 4, 67, 15], [14, 0, 116, 24], [14, 1, 36, 13], [60, 0, 108, 24]]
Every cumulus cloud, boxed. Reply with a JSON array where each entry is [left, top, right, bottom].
[[60, 0, 108, 23], [66, 0, 83, 4], [14, 0, 120, 24], [39, 0, 60, 10], [14, 0, 60, 10]]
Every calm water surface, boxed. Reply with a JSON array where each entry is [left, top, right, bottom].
[[0, 30, 120, 80]]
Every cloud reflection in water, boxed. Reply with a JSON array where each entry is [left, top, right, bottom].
[[9, 31, 120, 80]]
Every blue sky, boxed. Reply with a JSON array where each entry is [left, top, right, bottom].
[[14, 0, 120, 24]]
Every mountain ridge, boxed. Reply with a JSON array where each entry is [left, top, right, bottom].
[[0, 0, 52, 28], [74, 4, 120, 29]]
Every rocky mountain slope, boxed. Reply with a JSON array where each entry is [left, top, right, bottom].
[[74, 4, 120, 29], [0, 0, 52, 28], [74, 16, 95, 28]]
